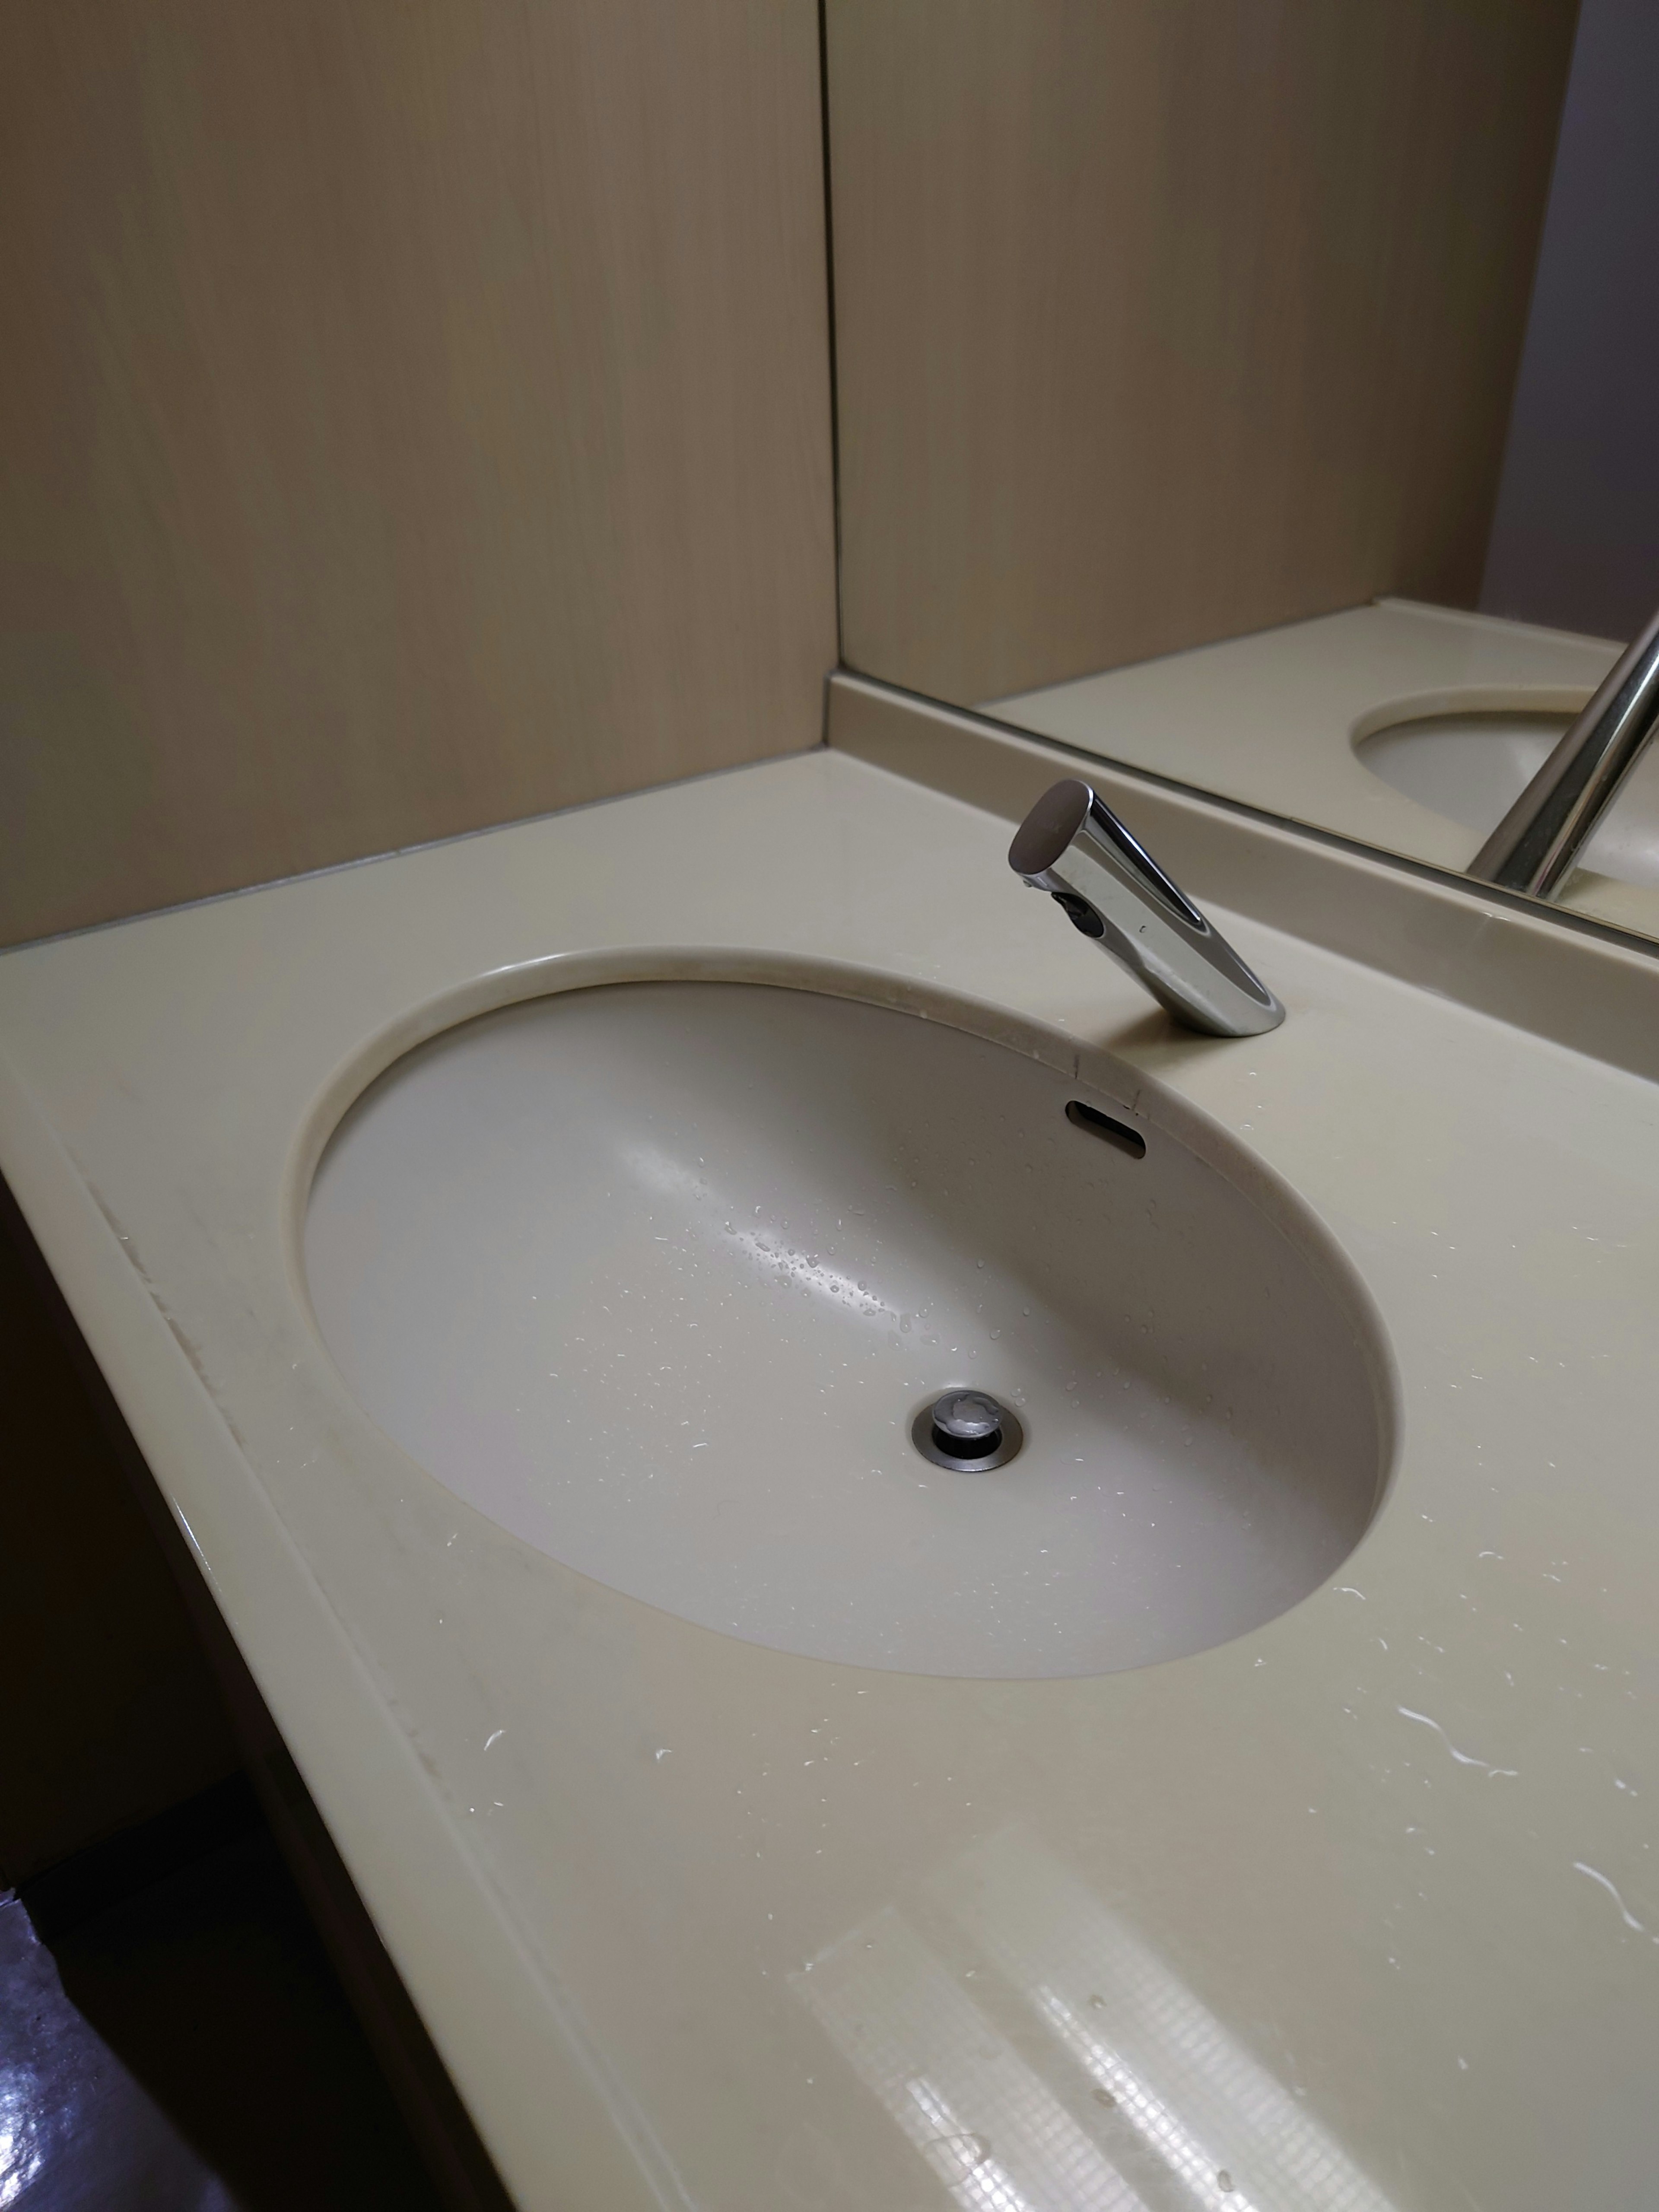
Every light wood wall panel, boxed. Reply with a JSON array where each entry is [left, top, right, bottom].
[[0, 0, 836, 947], [827, 0, 1578, 706]]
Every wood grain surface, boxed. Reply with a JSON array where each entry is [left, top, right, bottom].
[[827, 0, 1578, 706], [0, 0, 836, 945]]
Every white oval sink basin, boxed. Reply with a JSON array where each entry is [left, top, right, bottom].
[[1355, 706, 1659, 887], [304, 981, 1391, 1678]]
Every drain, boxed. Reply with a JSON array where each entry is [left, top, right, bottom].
[[912, 1388, 1025, 1472]]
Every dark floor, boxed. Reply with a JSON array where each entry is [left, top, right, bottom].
[[1, 1788, 445, 2211]]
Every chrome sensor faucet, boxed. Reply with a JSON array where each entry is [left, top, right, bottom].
[[1009, 778, 1284, 1037]]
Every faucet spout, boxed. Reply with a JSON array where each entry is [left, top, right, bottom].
[[1468, 597, 1659, 899], [1008, 779, 1284, 1037]]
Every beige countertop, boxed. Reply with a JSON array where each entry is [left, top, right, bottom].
[[2, 748, 1657, 2208]]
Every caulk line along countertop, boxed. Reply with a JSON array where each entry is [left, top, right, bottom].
[[1, 749, 1656, 2209]]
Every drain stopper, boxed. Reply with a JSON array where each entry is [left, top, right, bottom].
[[912, 1388, 1025, 1472], [932, 1390, 1004, 1454]]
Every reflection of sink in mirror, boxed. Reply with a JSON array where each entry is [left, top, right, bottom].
[[1355, 703, 1659, 887], [305, 979, 1390, 1680], [980, 602, 1622, 885]]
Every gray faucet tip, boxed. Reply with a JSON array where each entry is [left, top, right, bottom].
[[1008, 779, 1093, 876]]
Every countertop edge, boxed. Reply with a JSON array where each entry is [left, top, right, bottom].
[[0, 1044, 674, 2212]]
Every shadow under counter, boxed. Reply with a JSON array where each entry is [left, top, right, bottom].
[[2, 1776, 445, 2212]]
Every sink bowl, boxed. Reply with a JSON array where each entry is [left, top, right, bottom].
[[1354, 703, 1659, 887], [304, 979, 1391, 1677]]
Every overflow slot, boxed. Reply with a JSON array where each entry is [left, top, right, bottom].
[[1065, 1100, 1146, 1159]]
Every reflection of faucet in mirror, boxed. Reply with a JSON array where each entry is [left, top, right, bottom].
[[1469, 597, 1659, 897], [1008, 779, 1285, 1039]]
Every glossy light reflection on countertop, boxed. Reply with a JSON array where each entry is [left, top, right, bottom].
[[796, 1824, 1398, 2212], [0, 749, 1657, 2209]]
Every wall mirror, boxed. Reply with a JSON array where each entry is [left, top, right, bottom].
[[823, 0, 1659, 946]]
